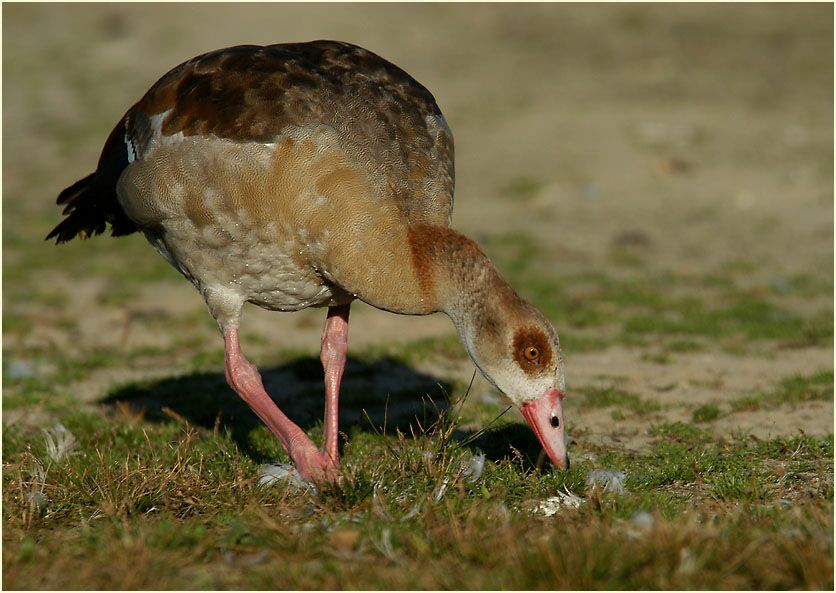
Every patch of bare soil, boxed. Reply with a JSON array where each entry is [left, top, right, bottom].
[[568, 344, 833, 451]]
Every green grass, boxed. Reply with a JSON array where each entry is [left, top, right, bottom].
[[649, 421, 712, 445], [677, 371, 833, 424], [3, 403, 832, 589], [692, 403, 722, 423], [578, 385, 662, 417], [730, 370, 833, 412]]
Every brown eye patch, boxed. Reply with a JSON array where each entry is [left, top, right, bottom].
[[512, 327, 553, 372]]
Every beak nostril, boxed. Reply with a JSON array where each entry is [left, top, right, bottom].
[[550, 415, 559, 428]]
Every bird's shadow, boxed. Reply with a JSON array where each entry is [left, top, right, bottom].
[[103, 355, 550, 469], [103, 355, 455, 462], [453, 423, 554, 471]]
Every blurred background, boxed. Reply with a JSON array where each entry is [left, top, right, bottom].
[[3, 4, 833, 441]]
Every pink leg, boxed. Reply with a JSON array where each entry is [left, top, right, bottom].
[[320, 304, 350, 465], [224, 326, 337, 482]]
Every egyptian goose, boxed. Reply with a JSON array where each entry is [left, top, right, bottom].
[[48, 41, 568, 481]]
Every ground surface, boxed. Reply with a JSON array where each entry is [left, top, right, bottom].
[[3, 4, 833, 589]]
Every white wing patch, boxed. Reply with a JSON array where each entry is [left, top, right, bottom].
[[125, 110, 187, 165], [124, 124, 137, 164], [148, 110, 185, 146]]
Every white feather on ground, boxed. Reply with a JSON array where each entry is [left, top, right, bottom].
[[586, 469, 627, 494], [42, 423, 76, 464], [258, 463, 318, 496], [531, 487, 584, 516]]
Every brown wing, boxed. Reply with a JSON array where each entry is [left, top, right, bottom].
[[133, 41, 455, 226]]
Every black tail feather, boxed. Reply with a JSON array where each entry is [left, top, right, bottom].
[[46, 172, 136, 243], [46, 173, 105, 243]]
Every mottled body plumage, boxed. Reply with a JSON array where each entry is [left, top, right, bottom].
[[51, 41, 457, 323]]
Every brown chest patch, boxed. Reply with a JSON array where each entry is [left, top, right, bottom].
[[512, 327, 553, 373], [407, 223, 488, 297]]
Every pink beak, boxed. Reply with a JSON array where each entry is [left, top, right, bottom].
[[520, 388, 569, 470]]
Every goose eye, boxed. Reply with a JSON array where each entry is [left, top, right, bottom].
[[513, 329, 552, 372], [523, 346, 540, 363]]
